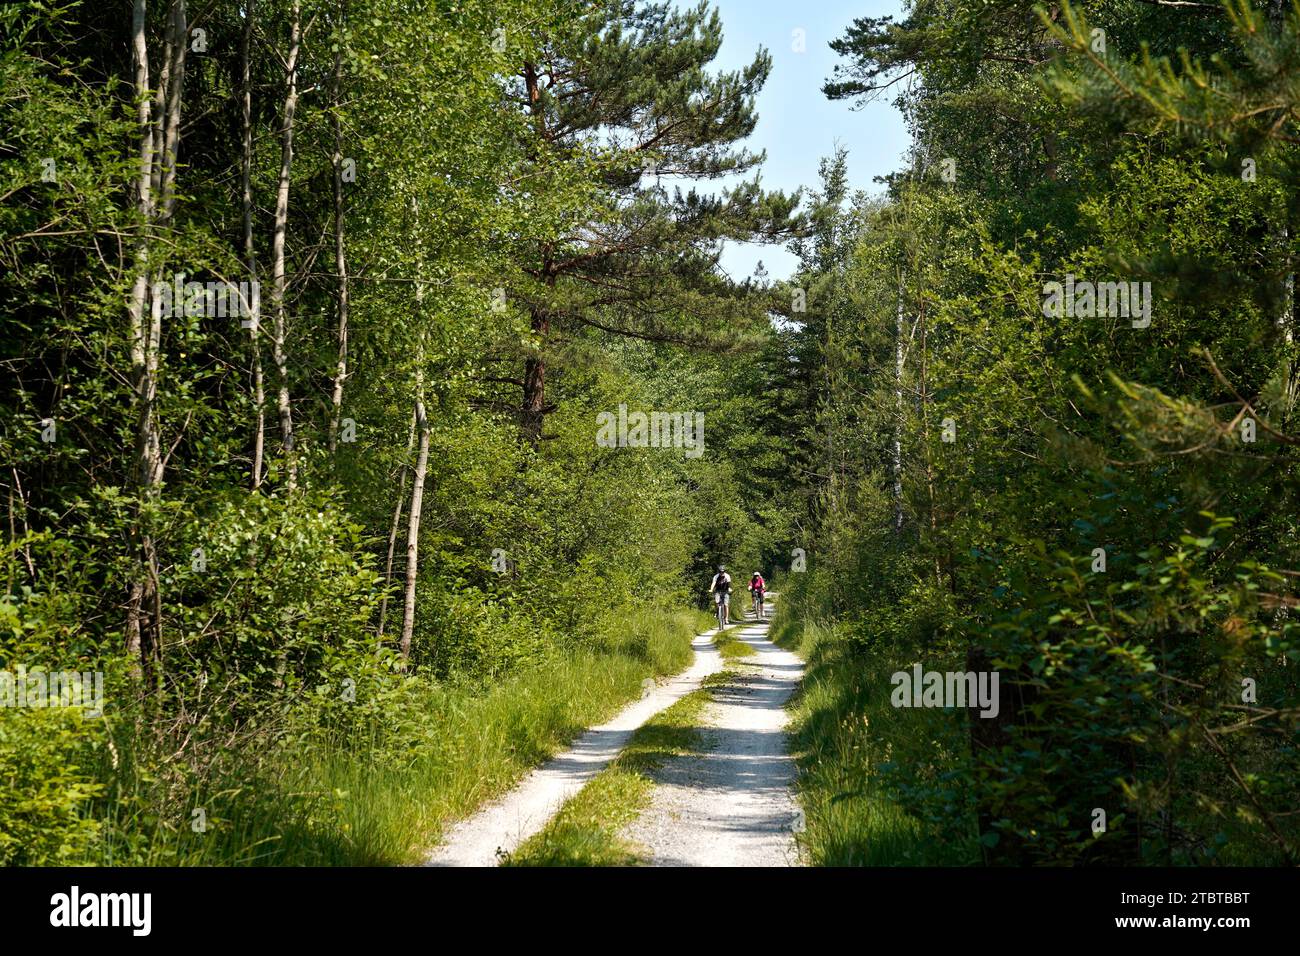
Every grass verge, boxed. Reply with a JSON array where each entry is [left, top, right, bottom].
[[503, 672, 731, 867], [773, 611, 977, 866], [92, 608, 714, 866]]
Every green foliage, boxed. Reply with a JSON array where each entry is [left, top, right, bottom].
[[89, 609, 701, 865], [778, 0, 1300, 865], [773, 591, 978, 867], [1, 0, 792, 864], [0, 706, 103, 866]]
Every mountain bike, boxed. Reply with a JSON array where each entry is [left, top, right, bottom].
[[714, 589, 730, 630]]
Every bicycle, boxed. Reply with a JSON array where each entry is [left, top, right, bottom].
[[714, 589, 730, 629]]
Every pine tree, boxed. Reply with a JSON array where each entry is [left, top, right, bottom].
[[505, 0, 801, 444]]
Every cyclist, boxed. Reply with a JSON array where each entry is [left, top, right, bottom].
[[709, 565, 732, 628], [748, 570, 766, 621]]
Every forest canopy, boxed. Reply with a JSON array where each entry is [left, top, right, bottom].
[[1, 0, 1298, 867]]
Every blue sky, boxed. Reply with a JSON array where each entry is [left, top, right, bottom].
[[676, 0, 912, 280]]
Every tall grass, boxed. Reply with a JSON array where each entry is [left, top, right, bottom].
[[504, 679, 718, 867], [89, 608, 708, 866], [774, 611, 978, 866]]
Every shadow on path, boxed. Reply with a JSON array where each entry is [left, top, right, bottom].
[[621, 618, 806, 866]]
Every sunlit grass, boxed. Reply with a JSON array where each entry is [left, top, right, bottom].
[[91, 609, 713, 866], [504, 679, 719, 867], [714, 625, 756, 659], [773, 611, 977, 866]]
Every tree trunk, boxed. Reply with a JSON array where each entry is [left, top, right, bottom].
[[377, 407, 416, 640], [521, 307, 548, 446], [241, 0, 265, 489], [124, 0, 154, 674], [147, 13, 171, 204], [154, 1, 185, 224], [270, 0, 302, 487], [918, 296, 943, 585], [327, 45, 350, 454], [1268, 0, 1298, 405], [824, 309, 838, 528], [893, 269, 906, 535], [519, 62, 553, 447], [400, 388, 430, 660], [126, 0, 185, 686]]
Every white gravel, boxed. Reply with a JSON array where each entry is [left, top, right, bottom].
[[424, 607, 805, 868], [424, 626, 726, 867], [621, 615, 805, 866]]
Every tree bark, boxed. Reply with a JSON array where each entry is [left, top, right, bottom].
[[521, 307, 549, 446], [377, 407, 416, 640], [327, 44, 350, 454], [241, 0, 265, 489], [124, 0, 154, 674], [154, 1, 185, 225], [519, 62, 553, 447], [893, 269, 906, 535], [270, 0, 302, 487], [126, 0, 185, 686], [400, 383, 430, 660]]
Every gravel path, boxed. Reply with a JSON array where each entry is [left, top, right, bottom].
[[424, 626, 725, 867], [621, 616, 805, 866]]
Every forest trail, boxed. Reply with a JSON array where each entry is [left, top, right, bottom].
[[425, 607, 804, 867], [622, 617, 804, 866], [425, 624, 726, 866]]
